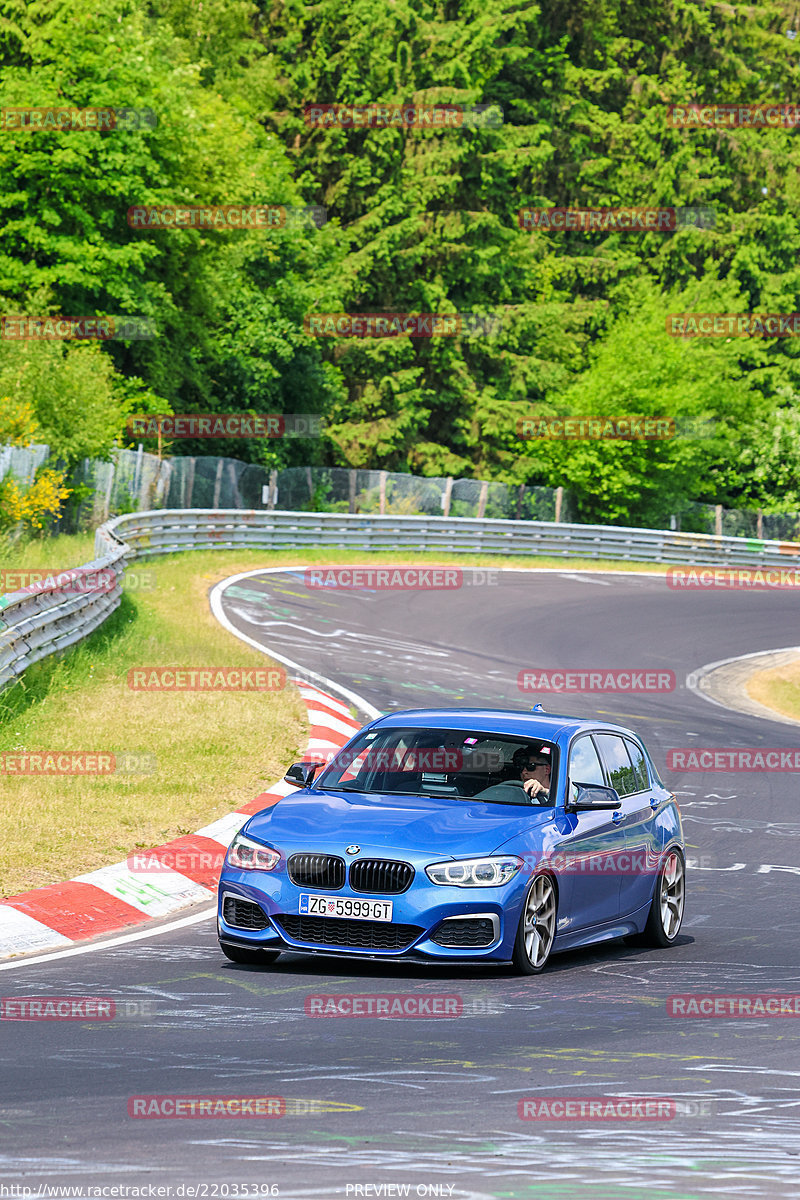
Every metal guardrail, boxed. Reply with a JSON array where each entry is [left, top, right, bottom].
[[1, 507, 798, 689]]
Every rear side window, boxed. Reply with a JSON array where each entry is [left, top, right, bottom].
[[595, 734, 639, 797], [624, 738, 649, 791], [568, 735, 606, 803]]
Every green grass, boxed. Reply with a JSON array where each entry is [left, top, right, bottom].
[[0, 551, 308, 897], [1, 530, 97, 572], [747, 661, 800, 721]]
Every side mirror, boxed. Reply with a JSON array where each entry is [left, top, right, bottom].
[[284, 761, 320, 788], [569, 782, 621, 811]]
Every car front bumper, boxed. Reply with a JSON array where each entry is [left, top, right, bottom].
[[217, 868, 526, 962]]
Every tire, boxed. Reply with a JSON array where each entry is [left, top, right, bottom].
[[220, 942, 281, 966], [511, 873, 557, 974], [639, 849, 686, 947]]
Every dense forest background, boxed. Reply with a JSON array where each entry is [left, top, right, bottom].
[[2, 0, 800, 526]]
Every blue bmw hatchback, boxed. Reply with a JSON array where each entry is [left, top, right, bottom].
[[217, 708, 685, 974]]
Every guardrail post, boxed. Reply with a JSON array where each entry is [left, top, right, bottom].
[[379, 470, 387, 515], [555, 487, 563, 524], [442, 477, 453, 518], [477, 481, 488, 519]]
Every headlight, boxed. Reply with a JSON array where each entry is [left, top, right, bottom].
[[425, 856, 523, 887], [226, 833, 280, 871]]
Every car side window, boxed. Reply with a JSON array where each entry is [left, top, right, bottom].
[[595, 734, 638, 797], [624, 737, 649, 791], [568, 735, 606, 803]]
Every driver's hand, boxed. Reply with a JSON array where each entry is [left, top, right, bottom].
[[524, 778, 546, 797]]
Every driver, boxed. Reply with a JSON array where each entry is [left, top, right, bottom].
[[517, 748, 551, 801], [473, 746, 552, 805]]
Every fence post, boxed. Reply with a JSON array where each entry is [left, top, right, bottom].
[[268, 470, 278, 510], [477, 480, 488, 519], [103, 457, 116, 522], [348, 469, 357, 513], [305, 466, 314, 502], [516, 483, 525, 520], [156, 458, 172, 507], [379, 470, 387, 515], [757, 509, 763, 538], [442, 477, 453, 518], [555, 486, 563, 524], [133, 443, 143, 502], [212, 458, 224, 508], [184, 458, 195, 509], [228, 461, 243, 508], [715, 504, 723, 536]]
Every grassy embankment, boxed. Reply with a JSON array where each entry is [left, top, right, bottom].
[[746, 662, 800, 722]]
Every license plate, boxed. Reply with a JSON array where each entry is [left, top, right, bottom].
[[299, 894, 393, 921]]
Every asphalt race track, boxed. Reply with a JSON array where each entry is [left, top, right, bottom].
[[3, 568, 800, 1200]]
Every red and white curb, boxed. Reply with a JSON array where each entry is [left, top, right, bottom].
[[0, 681, 363, 961]]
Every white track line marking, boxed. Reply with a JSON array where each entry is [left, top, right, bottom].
[[0, 907, 216, 972]]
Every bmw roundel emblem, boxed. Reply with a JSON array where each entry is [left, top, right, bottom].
[[345, 844, 361, 855]]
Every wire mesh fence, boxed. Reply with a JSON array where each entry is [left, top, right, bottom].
[[0, 443, 49, 487], [2, 443, 798, 538], [675, 501, 800, 541]]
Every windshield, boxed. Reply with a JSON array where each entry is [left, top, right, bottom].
[[314, 726, 558, 806]]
